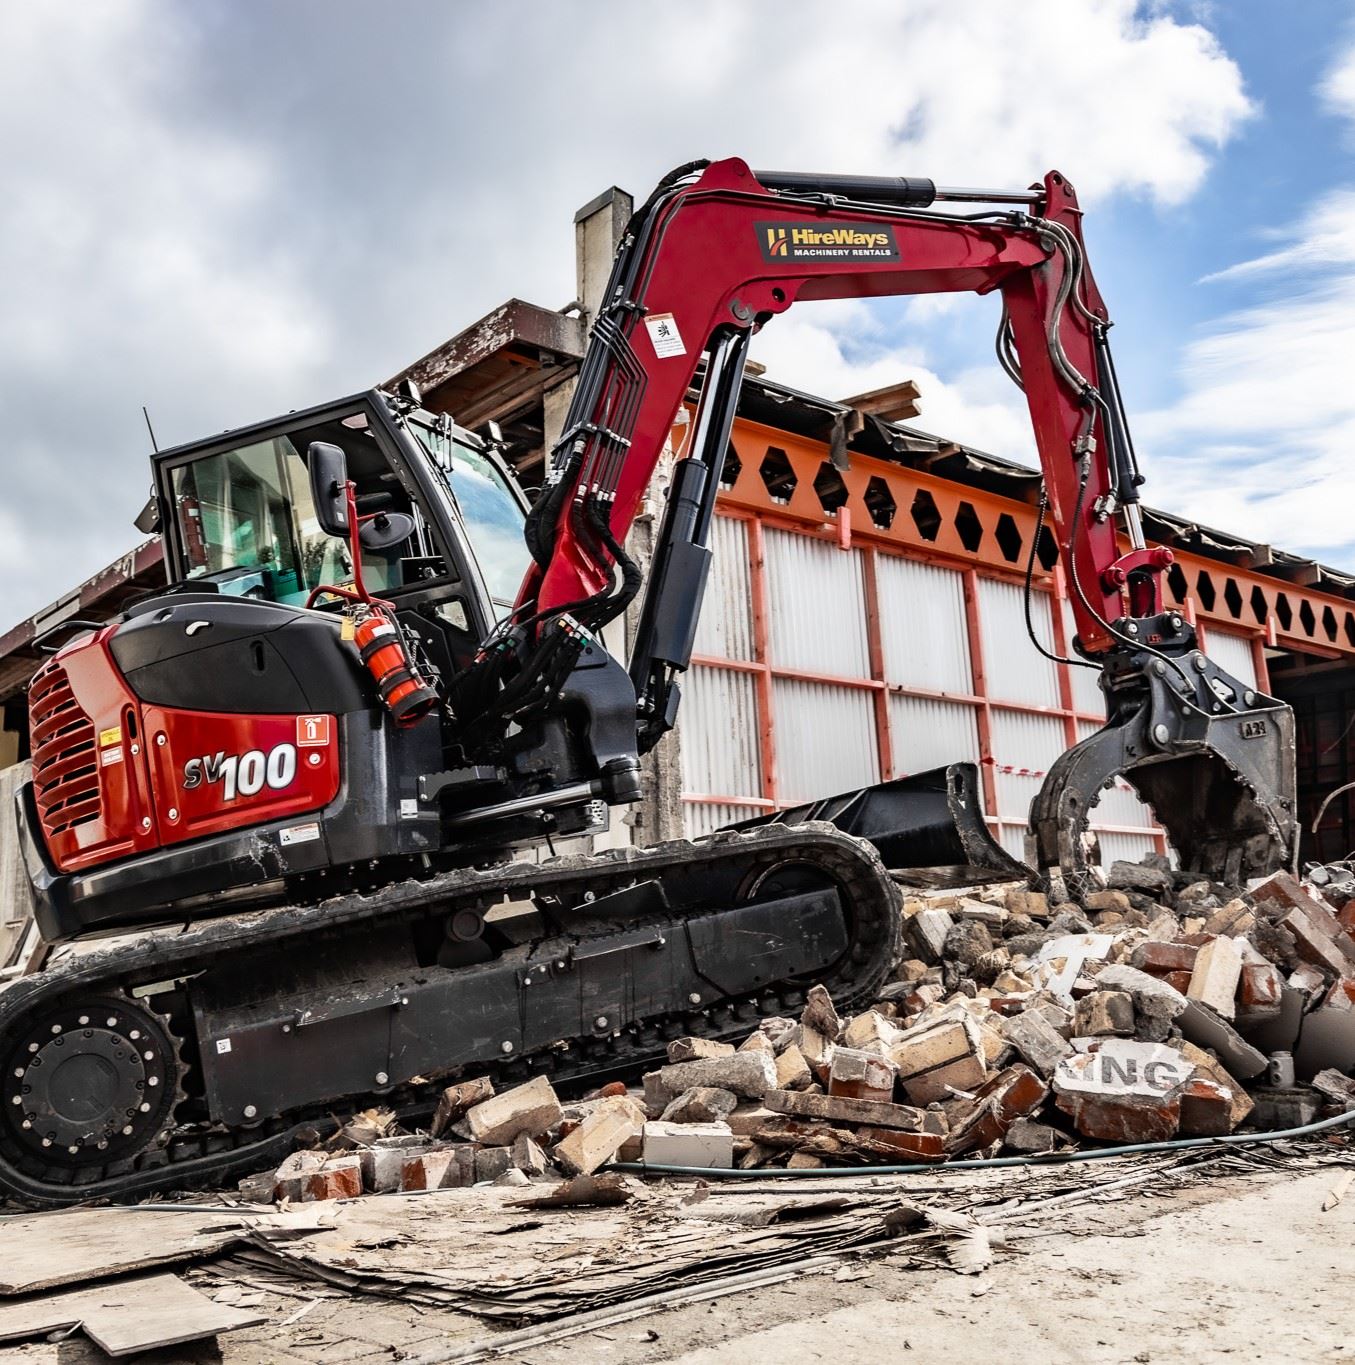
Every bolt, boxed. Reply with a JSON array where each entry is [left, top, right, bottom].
[[556, 960, 567, 970], [26, 1043, 37, 1053], [308, 752, 322, 766], [243, 1104, 258, 1119], [143, 1050, 153, 1060], [106, 1017, 117, 1027], [1152, 723, 1170, 745], [128, 1029, 139, 1039], [147, 1076, 158, 1087], [1244, 689, 1257, 706], [9, 1096, 20, 1106], [1169, 614, 1182, 630], [78, 1016, 89, 1026], [501, 1041, 514, 1054], [156, 734, 166, 746], [167, 808, 178, 820], [1193, 653, 1208, 671], [42, 1137, 52, 1147], [688, 993, 701, 1005], [1124, 622, 1139, 636], [68, 1144, 79, 1154], [282, 1023, 292, 1033], [141, 817, 152, 830], [130, 743, 140, 755], [374, 1071, 389, 1085], [595, 1016, 609, 1029], [122, 1126, 133, 1136], [1152, 660, 1166, 676], [20, 1119, 30, 1130], [1212, 703, 1222, 713]]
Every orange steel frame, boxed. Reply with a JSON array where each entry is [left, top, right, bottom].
[[680, 414, 1352, 847]]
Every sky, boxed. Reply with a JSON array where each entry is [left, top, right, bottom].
[[2, 0, 1354, 625]]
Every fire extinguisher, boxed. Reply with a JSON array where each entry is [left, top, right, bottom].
[[353, 611, 438, 726]]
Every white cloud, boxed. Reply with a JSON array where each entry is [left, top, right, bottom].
[[1321, 35, 1355, 125], [1139, 187, 1355, 560], [0, 1, 1254, 623]]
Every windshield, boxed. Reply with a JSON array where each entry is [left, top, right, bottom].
[[411, 424, 529, 609], [168, 420, 411, 606]]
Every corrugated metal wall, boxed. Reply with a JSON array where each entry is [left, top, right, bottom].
[[680, 510, 1272, 870]]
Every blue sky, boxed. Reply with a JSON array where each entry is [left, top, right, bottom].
[[2, 1, 1353, 623]]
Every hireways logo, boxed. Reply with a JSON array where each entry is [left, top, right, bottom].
[[757, 221, 900, 263]]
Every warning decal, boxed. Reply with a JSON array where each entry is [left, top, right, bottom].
[[644, 312, 687, 358]]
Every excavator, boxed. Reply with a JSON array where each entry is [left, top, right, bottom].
[[3, 158, 1297, 1206]]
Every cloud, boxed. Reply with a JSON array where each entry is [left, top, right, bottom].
[[0, 1, 1253, 623], [1138, 186, 1355, 560], [1321, 34, 1355, 126]]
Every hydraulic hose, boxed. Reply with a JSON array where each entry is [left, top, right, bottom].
[[609, 1104, 1355, 1180]]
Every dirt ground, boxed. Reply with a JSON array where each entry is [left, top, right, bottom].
[[5, 1159, 1353, 1365]]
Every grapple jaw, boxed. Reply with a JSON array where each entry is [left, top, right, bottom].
[[1031, 639, 1298, 899]]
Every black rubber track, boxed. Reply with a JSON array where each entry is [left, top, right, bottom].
[[0, 822, 901, 1208]]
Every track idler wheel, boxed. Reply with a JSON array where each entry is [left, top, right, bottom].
[[1030, 642, 1299, 899], [3, 995, 180, 1169]]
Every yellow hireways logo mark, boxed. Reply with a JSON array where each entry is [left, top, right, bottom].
[[758, 221, 899, 262]]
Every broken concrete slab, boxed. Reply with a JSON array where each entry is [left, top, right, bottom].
[[1073, 989, 1135, 1038], [1000, 1008, 1074, 1078], [654, 1049, 778, 1102], [667, 1036, 736, 1063], [1177, 1000, 1268, 1079], [660, 1085, 739, 1124], [801, 983, 843, 1040], [1052, 1039, 1194, 1142]]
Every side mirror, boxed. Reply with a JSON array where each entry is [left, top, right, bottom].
[[359, 511, 416, 551], [307, 442, 349, 537]]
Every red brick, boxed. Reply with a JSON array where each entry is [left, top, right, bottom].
[[1133, 941, 1200, 974], [1055, 1091, 1182, 1143], [946, 1063, 1048, 1154], [1179, 1078, 1231, 1137], [302, 1155, 362, 1202], [1164, 970, 1193, 994], [1238, 962, 1284, 1012], [599, 1080, 629, 1098], [827, 1047, 896, 1103], [857, 1127, 946, 1160]]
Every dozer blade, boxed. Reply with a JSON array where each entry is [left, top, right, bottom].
[[1030, 650, 1299, 898], [725, 763, 1032, 886]]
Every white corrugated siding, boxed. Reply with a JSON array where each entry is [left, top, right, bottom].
[[765, 530, 869, 676], [876, 557, 972, 692], [772, 678, 879, 801], [1063, 599, 1107, 715], [681, 665, 762, 798], [692, 514, 753, 662], [977, 578, 1061, 707], [890, 695, 980, 774], [1204, 630, 1258, 689], [683, 801, 761, 838], [990, 708, 1066, 857]]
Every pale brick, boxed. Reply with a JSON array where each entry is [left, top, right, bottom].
[[667, 1036, 736, 1063], [773, 1043, 814, 1091], [764, 1087, 927, 1131], [1186, 936, 1244, 1018], [827, 1046, 896, 1102], [552, 1096, 646, 1176], [464, 1074, 562, 1146], [1073, 990, 1136, 1038], [642, 1120, 733, 1169], [888, 1016, 986, 1104]]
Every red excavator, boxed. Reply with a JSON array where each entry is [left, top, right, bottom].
[[3, 158, 1296, 1205]]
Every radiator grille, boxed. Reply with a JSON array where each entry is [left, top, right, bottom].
[[29, 661, 101, 837]]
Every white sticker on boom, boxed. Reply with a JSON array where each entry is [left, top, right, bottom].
[[280, 821, 321, 847], [644, 312, 686, 358], [216, 1038, 232, 1055]]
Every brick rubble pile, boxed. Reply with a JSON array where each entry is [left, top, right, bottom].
[[240, 859, 1355, 1200]]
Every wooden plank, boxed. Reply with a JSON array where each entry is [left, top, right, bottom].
[[0, 1272, 264, 1356]]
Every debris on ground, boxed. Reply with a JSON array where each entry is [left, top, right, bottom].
[[211, 853, 1355, 1207]]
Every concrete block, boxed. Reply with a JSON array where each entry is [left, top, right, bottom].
[[757, 1016, 798, 1052], [773, 1044, 814, 1091], [1106, 860, 1172, 897], [660, 1086, 738, 1124], [465, 1074, 563, 1145], [360, 1135, 432, 1193], [1073, 990, 1136, 1038], [430, 1076, 494, 1138], [801, 984, 842, 1040], [1249, 1086, 1320, 1130], [1177, 1001, 1268, 1079], [552, 1096, 646, 1176], [655, 1050, 777, 1101], [1186, 937, 1244, 1019], [1178, 1079, 1232, 1137], [764, 1088, 927, 1131], [738, 1032, 775, 1056], [667, 1036, 736, 1063], [512, 1132, 550, 1176], [1000, 1009, 1073, 1078], [1003, 1118, 1062, 1154], [1294, 995, 1355, 1080], [474, 1146, 514, 1183], [827, 1047, 895, 1103], [1311, 1068, 1355, 1110], [1052, 1039, 1193, 1142], [642, 1120, 733, 1168], [889, 1016, 986, 1104]]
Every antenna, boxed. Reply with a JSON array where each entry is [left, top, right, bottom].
[[142, 405, 160, 453]]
